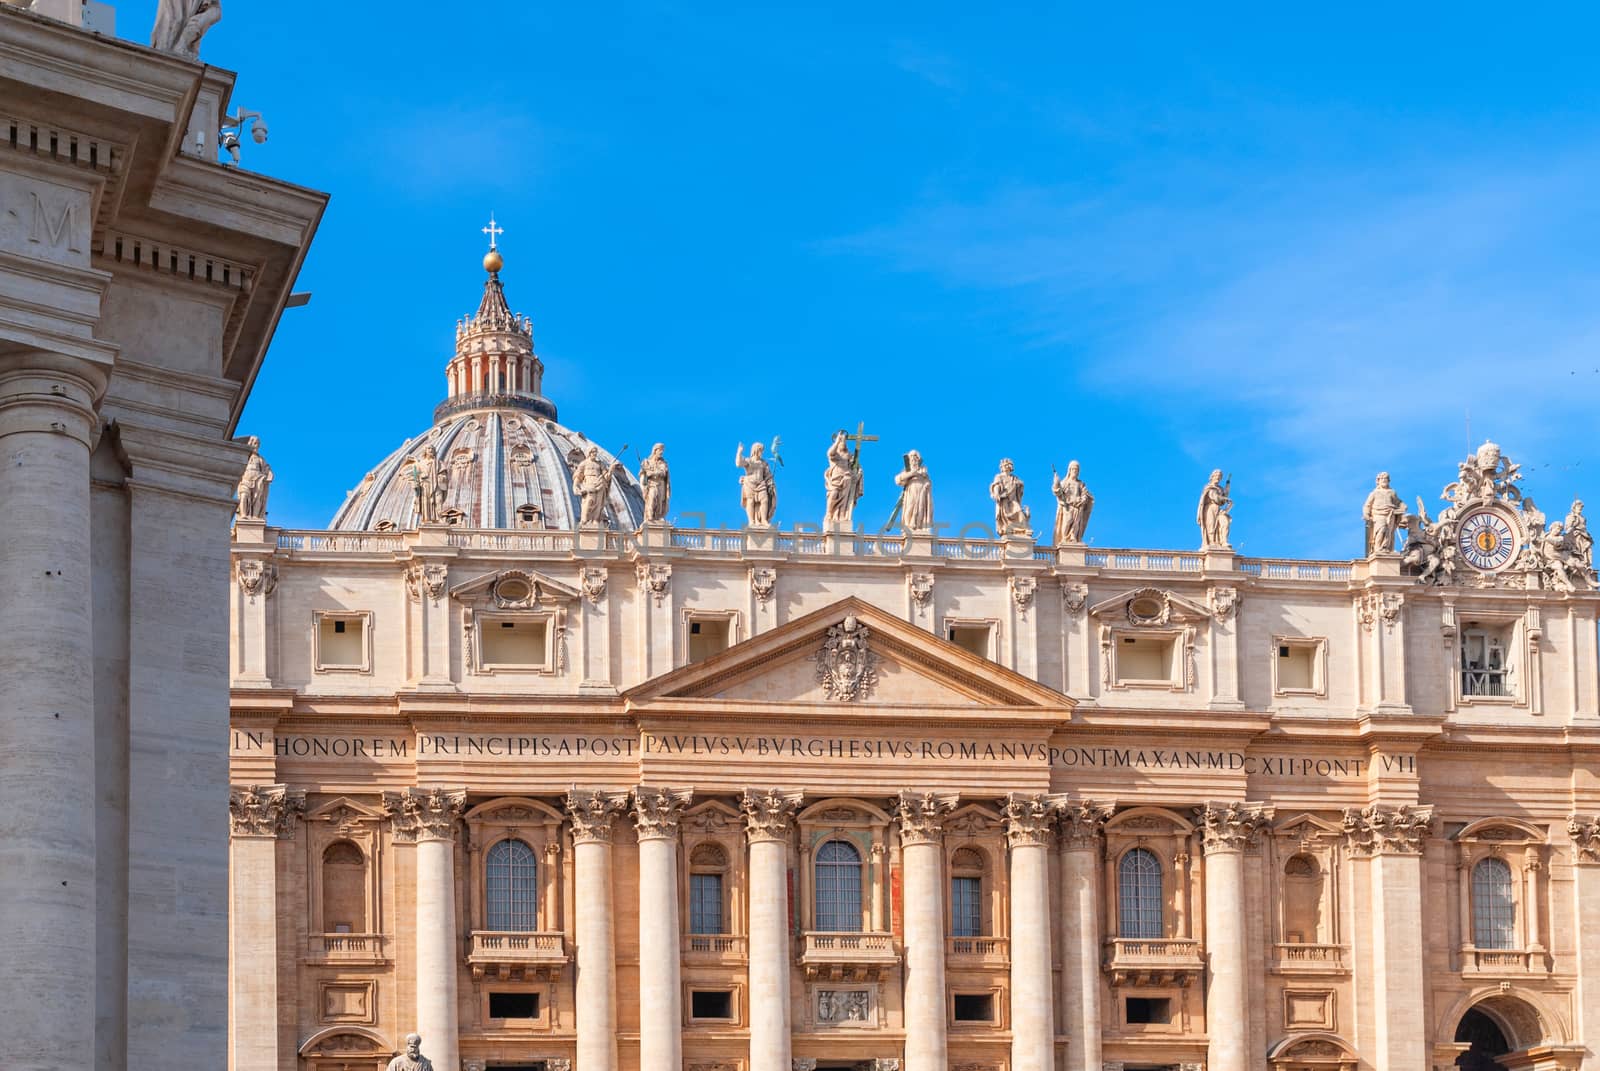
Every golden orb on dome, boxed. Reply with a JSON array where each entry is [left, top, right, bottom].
[[483, 249, 504, 274]]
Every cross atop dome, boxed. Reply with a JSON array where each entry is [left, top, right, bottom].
[[481, 212, 505, 274]]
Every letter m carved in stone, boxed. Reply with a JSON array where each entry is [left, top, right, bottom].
[[29, 191, 82, 253]]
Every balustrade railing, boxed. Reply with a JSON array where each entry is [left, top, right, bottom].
[[467, 930, 567, 963], [682, 934, 747, 957], [802, 931, 897, 955], [1273, 942, 1345, 969], [946, 935, 1009, 963], [307, 932, 389, 962]]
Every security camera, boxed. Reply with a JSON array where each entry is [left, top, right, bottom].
[[251, 119, 268, 144], [218, 108, 268, 167]]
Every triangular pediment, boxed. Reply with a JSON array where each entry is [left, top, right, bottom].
[[450, 567, 579, 606], [626, 596, 1069, 710], [1089, 586, 1212, 625]]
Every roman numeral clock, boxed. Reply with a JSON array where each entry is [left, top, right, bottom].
[[1456, 507, 1521, 572]]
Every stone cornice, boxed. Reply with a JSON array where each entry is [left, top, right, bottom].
[[228, 784, 303, 838], [632, 785, 692, 841], [1004, 793, 1056, 847], [565, 788, 628, 844], [383, 787, 466, 843], [1569, 815, 1600, 864], [894, 790, 959, 845], [1195, 801, 1274, 854], [1342, 803, 1434, 856], [741, 788, 803, 844], [1057, 798, 1116, 850]]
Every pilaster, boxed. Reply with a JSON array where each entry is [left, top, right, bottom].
[[1058, 800, 1114, 1071], [227, 785, 303, 1071]]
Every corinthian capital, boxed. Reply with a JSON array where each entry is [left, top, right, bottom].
[[383, 787, 466, 843], [1569, 815, 1600, 864], [741, 787, 803, 844], [1004, 793, 1057, 847], [632, 785, 693, 841], [229, 784, 304, 838], [565, 788, 629, 844], [1057, 798, 1116, 850], [894, 790, 959, 846], [1341, 803, 1433, 856], [1195, 801, 1274, 854]]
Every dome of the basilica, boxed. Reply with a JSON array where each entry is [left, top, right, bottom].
[[329, 254, 645, 532]]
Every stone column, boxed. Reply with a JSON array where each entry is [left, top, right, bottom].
[[1569, 818, 1600, 1070], [1196, 802, 1273, 1071], [742, 788, 803, 1071], [0, 350, 105, 1071], [567, 789, 629, 1071], [634, 787, 693, 1071], [896, 791, 959, 1071], [1005, 794, 1057, 1071], [1344, 804, 1433, 1071], [227, 786, 303, 1071], [1058, 800, 1114, 1071], [386, 788, 467, 1071]]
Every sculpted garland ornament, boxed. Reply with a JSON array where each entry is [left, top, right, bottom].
[[814, 614, 880, 702]]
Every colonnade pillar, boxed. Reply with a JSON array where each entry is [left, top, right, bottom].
[[1570, 818, 1600, 1070], [0, 351, 106, 1071], [227, 786, 303, 1071], [742, 789, 802, 1071], [1005, 794, 1057, 1071], [1196, 802, 1272, 1071], [1346, 803, 1433, 1071], [1058, 800, 1114, 1071], [385, 787, 467, 1071], [635, 787, 692, 1071], [896, 791, 959, 1071], [567, 789, 629, 1071]]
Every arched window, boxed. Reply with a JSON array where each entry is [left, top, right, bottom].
[[1472, 857, 1516, 949], [1118, 848, 1164, 939], [689, 843, 727, 935], [1281, 853, 1326, 944], [321, 841, 367, 933], [815, 840, 863, 932], [486, 838, 538, 932], [950, 847, 986, 938]]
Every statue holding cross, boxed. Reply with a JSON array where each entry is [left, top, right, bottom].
[[823, 423, 876, 529]]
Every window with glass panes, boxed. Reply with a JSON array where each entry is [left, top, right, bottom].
[[951, 875, 983, 937], [485, 838, 538, 931], [1118, 848, 1163, 939], [689, 872, 724, 935], [1472, 857, 1516, 949], [814, 840, 863, 932]]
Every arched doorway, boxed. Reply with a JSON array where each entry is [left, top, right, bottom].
[[1442, 990, 1581, 1071], [1455, 1008, 1511, 1070]]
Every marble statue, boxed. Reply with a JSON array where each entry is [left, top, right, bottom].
[[822, 429, 864, 528], [891, 450, 933, 532], [1051, 460, 1093, 545], [151, 0, 221, 59], [639, 443, 670, 523], [572, 446, 621, 528], [235, 439, 272, 521], [1196, 469, 1233, 549], [1443, 440, 1523, 515], [1568, 499, 1593, 567], [1363, 472, 1404, 556], [990, 459, 1029, 536], [735, 440, 778, 528], [387, 1033, 433, 1071], [410, 445, 447, 525]]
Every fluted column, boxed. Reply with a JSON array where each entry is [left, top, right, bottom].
[[635, 787, 693, 1071], [0, 351, 104, 1071], [1345, 804, 1433, 1071], [896, 791, 959, 1071], [1196, 802, 1273, 1071], [1058, 800, 1114, 1071], [228, 786, 303, 1071], [386, 788, 467, 1071], [742, 788, 803, 1071], [568, 789, 629, 1071], [1005, 794, 1057, 1071]]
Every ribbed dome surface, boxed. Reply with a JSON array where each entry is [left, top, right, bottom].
[[329, 409, 645, 532]]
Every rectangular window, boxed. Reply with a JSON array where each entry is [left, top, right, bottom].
[[950, 876, 983, 937], [953, 993, 995, 1022], [690, 989, 734, 1020], [1116, 635, 1175, 684], [947, 623, 993, 660], [688, 616, 732, 664], [315, 613, 368, 670], [488, 992, 539, 1020], [1125, 996, 1171, 1025], [1278, 644, 1315, 690], [1461, 626, 1511, 698], [481, 618, 549, 669], [689, 872, 724, 935]]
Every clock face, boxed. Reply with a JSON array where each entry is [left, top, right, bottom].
[[1457, 509, 1518, 572]]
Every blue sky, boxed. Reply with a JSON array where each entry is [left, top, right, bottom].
[[122, 3, 1600, 556]]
